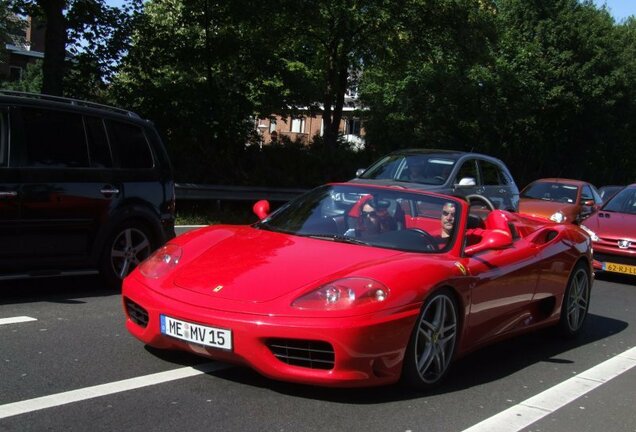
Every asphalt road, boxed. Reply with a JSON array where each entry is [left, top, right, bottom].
[[1, 270, 635, 432]]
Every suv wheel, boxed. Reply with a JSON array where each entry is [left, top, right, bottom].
[[101, 222, 154, 288]]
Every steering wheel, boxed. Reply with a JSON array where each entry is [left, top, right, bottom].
[[407, 228, 438, 251], [433, 175, 446, 183], [466, 194, 496, 211]]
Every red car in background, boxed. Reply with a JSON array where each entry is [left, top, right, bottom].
[[581, 183, 636, 277], [123, 183, 592, 389], [518, 178, 603, 224]]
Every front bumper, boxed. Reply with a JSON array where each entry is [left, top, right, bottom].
[[592, 248, 636, 276], [122, 278, 420, 388]]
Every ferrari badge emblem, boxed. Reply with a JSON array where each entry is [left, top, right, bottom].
[[212, 285, 224, 293], [618, 240, 631, 249], [454, 262, 468, 276]]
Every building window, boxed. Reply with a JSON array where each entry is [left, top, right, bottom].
[[346, 118, 361, 136], [291, 117, 305, 133], [9, 66, 23, 81], [269, 118, 277, 133]]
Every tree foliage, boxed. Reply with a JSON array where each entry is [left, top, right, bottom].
[[3, 0, 636, 188], [7, 0, 141, 98], [359, 0, 636, 187]]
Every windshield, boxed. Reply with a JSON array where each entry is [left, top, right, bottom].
[[256, 184, 462, 253], [521, 181, 579, 203], [360, 154, 456, 185], [602, 187, 636, 214]]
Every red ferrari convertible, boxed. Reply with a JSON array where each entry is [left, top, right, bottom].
[[122, 183, 593, 388]]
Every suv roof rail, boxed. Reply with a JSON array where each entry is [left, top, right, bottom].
[[0, 90, 141, 119]]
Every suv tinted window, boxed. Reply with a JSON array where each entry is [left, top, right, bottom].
[[455, 159, 479, 184], [0, 109, 7, 167], [106, 120, 153, 169], [85, 116, 113, 168], [21, 108, 88, 167], [481, 160, 505, 185]]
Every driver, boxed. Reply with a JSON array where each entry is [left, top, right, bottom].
[[433, 202, 456, 248], [440, 202, 456, 239]]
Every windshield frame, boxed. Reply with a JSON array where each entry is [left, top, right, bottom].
[[254, 184, 464, 254]]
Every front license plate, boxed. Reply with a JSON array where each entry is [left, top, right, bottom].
[[602, 262, 636, 276], [160, 315, 232, 350]]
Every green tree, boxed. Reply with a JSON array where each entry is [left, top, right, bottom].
[[255, 0, 399, 151], [486, 0, 631, 186], [359, 0, 498, 154], [111, 0, 267, 183], [1, 59, 42, 91], [9, 0, 141, 97]]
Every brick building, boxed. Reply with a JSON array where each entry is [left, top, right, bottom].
[[1, 16, 45, 82], [255, 94, 366, 150]]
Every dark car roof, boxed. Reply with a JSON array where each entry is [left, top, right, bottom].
[[523, 178, 589, 189], [0, 90, 147, 125], [386, 148, 507, 163]]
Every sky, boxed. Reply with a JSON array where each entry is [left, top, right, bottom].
[[104, 0, 635, 22], [593, 0, 636, 22]]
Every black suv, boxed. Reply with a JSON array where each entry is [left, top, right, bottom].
[[351, 149, 520, 211], [0, 91, 175, 287]]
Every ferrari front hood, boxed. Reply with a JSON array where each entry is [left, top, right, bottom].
[[172, 226, 402, 303]]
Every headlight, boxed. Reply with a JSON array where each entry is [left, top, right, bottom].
[[580, 224, 599, 242], [291, 277, 389, 310], [139, 244, 182, 278], [549, 211, 566, 223]]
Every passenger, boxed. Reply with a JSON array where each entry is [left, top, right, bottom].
[[409, 161, 428, 182], [358, 198, 397, 236]]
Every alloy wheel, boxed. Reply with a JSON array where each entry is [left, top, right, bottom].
[[413, 293, 458, 384], [110, 227, 152, 279]]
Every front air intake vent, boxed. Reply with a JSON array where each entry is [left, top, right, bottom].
[[124, 298, 149, 328], [266, 339, 335, 370]]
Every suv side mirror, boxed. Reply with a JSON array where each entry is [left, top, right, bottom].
[[355, 168, 366, 177], [253, 200, 270, 219], [455, 177, 476, 188]]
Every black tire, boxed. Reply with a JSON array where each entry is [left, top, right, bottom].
[[558, 263, 591, 337], [402, 289, 459, 390], [100, 222, 154, 289]]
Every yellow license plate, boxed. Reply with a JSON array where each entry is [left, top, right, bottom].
[[603, 262, 636, 276]]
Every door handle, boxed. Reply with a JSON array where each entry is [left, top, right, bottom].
[[0, 191, 18, 198], [100, 187, 120, 196], [498, 188, 507, 193]]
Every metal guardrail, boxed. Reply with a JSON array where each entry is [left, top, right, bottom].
[[175, 183, 309, 202]]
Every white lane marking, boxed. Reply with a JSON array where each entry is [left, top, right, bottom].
[[0, 316, 37, 326], [462, 346, 636, 432], [0, 362, 228, 420]]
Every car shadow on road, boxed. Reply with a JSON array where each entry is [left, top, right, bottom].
[[200, 313, 628, 403], [595, 271, 636, 286], [0, 275, 117, 305]]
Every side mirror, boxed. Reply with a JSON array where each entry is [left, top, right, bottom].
[[455, 177, 477, 187], [582, 199, 595, 207], [465, 229, 512, 256], [355, 168, 366, 177], [252, 200, 270, 220]]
